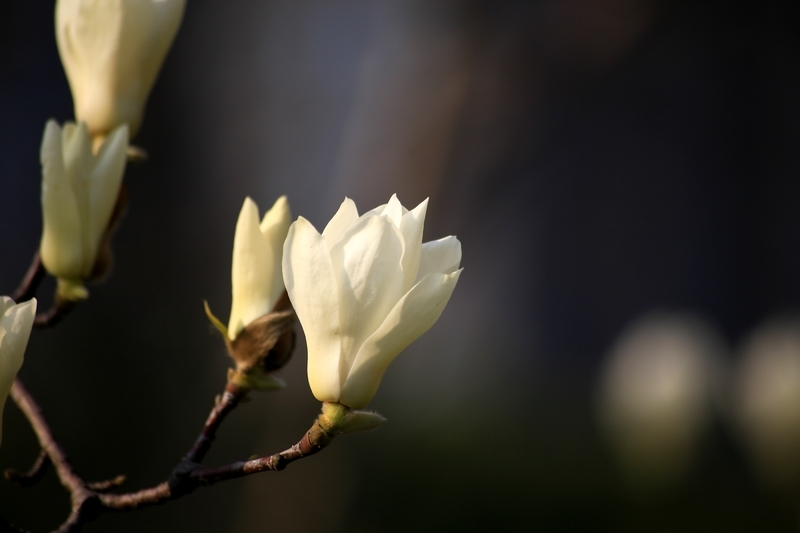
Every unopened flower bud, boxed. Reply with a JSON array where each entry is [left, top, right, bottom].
[[204, 196, 295, 392], [39, 120, 129, 301], [55, 0, 187, 139]]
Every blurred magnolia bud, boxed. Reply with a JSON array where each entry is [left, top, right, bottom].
[[732, 317, 800, 489], [205, 197, 294, 392], [55, 0, 187, 140], [0, 297, 37, 448], [39, 120, 129, 301], [283, 195, 462, 410], [596, 312, 726, 490]]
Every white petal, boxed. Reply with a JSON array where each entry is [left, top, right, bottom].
[[341, 269, 462, 409], [138, 1, 187, 121], [86, 123, 128, 273], [62, 122, 95, 272], [0, 297, 15, 316], [322, 197, 359, 248], [259, 195, 292, 305], [228, 198, 275, 340], [0, 298, 37, 448], [0, 299, 37, 357], [361, 203, 388, 219], [283, 217, 343, 402], [416, 236, 462, 282], [399, 198, 428, 291], [329, 215, 405, 382], [381, 194, 404, 227], [39, 121, 85, 279]]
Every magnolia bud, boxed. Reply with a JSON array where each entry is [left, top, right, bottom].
[[39, 120, 129, 301], [55, 0, 187, 139], [205, 299, 296, 393]]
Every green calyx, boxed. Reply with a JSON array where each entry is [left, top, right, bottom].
[[318, 402, 386, 435]]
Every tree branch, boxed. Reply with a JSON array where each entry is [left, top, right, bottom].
[[7, 378, 333, 532], [4, 450, 50, 488], [190, 419, 334, 485], [33, 300, 77, 329], [184, 383, 246, 464], [11, 252, 45, 304]]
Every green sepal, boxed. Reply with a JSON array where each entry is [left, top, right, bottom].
[[57, 278, 89, 301], [319, 402, 386, 434], [204, 300, 229, 339], [227, 367, 285, 392]]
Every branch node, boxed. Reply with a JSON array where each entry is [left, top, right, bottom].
[[167, 460, 202, 497], [268, 453, 286, 471]]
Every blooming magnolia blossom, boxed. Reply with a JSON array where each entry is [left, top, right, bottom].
[[227, 196, 292, 341], [283, 195, 462, 409], [0, 297, 37, 448], [39, 120, 129, 300], [56, 0, 187, 139]]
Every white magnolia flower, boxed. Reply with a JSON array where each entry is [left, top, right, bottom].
[[0, 297, 37, 448], [56, 0, 187, 139], [283, 194, 462, 409], [39, 120, 129, 300], [227, 196, 292, 341]]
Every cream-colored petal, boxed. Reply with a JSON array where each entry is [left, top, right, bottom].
[[0, 327, 10, 448], [381, 194, 404, 227], [228, 198, 275, 340], [416, 235, 462, 282], [340, 270, 461, 409], [322, 197, 359, 248], [62, 122, 96, 273], [56, 0, 126, 136], [40, 121, 85, 279], [399, 198, 428, 291], [0, 299, 37, 361], [0, 297, 15, 316], [283, 217, 343, 402], [361, 203, 388, 219], [85, 123, 128, 274], [329, 215, 405, 382], [259, 195, 292, 304], [136, 1, 187, 129], [0, 298, 37, 447]]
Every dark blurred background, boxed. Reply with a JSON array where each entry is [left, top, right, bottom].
[[2, 1, 800, 531]]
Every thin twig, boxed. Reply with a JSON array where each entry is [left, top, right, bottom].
[[33, 300, 77, 329], [85, 476, 126, 493], [184, 383, 247, 464], [9, 380, 95, 531], [4, 450, 50, 488], [190, 419, 334, 485], [11, 252, 45, 303]]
